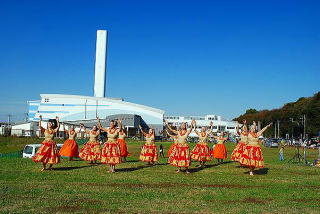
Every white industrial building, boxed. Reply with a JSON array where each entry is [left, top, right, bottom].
[[164, 115, 237, 136], [25, 30, 165, 136], [28, 94, 164, 134], [11, 122, 38, 137]]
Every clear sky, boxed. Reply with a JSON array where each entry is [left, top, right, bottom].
[[0, 0, 319, 122]]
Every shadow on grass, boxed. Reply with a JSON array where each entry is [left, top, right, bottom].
[[189, 163, 220, 173], [116, 163, 166, 172], [125, 160, 140, 163], [243, 168, 269, 175], [60, 158, 84, 162], [254, 168, 269, 175], [218, 161, 233, 165], [52, 165, 96, 171]]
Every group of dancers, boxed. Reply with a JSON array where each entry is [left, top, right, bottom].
[[32, 116, 272, 175]]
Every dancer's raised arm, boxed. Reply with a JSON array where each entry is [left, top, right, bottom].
[[116, 119, 122, 134], [74, 125, 80, 134], [186, 120, 195, 135], [193, 120, 200, 136], [53, 117, 60, 133], [257, 123, 272, 136], [166, 129, 177, 138], [97, 117, 108, 132], [38, 115, 45, 134], [164, 120, 178, 134], [207, 121, 214, 135], [252, 121, 257, 130], [139, 125, 148, 136]]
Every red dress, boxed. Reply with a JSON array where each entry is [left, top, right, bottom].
[[101, 129, 122, 165], [79, 131, 101, 161], [32, 130, 60, 164], [140, 134, 158, 162], [168, 142, 177, 157], [231, 133, 248, 162], [191, 132, 212, 161], [168, 130, 191, 167], [239, 132, 264, 168], [59, 131, 79, 158]]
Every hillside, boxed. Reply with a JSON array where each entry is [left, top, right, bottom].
[[234, 92, 320, 138]]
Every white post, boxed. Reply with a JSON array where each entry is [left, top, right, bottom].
[[94, 30, 107, 98]]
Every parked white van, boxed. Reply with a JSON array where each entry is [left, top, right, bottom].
[[22, 144, 63, 158]]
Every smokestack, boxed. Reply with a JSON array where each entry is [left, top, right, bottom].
[[94, 30, 107, 97]]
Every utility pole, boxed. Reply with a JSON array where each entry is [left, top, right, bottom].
[[299, 114, 306, 140], [7, 114, 11, 126], [257, 121, 261, 132], [24, 113, 29, 122], [274, 122, 277, 138], [303, 114, 306, 140], [277, 120, 280, 138], [290, 118, 299, 143]]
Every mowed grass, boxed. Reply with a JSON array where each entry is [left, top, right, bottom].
[[1, 137, 320, 213]]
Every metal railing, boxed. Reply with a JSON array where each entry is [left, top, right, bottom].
[[0, 150, 23, 158]]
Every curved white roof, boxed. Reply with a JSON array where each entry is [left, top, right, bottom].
[[40, 94, 165, 114]]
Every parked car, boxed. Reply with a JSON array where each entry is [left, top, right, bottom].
[[265, 138, 279, 148], [22, 144, 63, 158]]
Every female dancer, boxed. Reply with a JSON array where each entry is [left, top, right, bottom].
[[239, 121, 272, 176], [32, 115, 60, 171], [59, 123, 79, 161], [191, 121, 213, 168], [98, 118, 122, 173], [139, 125, 158, 165], [166, 120, 195, 173], [78, 124, 101, 164], [212, 132, 228, 164], [118, 126, 130, 162], [166, 129, 178, 158], [231, 120, 248, 163]]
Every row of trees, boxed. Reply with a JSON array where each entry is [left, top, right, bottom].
[[234, 92, 320, 139]]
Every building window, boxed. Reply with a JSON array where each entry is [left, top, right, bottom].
[[44, 98, 49, 103]]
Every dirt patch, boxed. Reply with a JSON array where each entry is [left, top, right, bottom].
[[77, 182, 105, 187], [47, 205, 84, 213], [289, 185, 320, 190], [75, 198, 102, 205], [223, 197, 268, 204], [291, 198, 320, 203]]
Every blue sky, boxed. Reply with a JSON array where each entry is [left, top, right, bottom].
[[0, 0, 319, 122]]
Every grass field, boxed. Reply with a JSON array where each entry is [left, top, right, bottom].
[[1, 136, 320, 213]]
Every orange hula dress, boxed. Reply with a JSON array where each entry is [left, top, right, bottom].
[[231, 132, 248, 162], [79, 131, 101, 161], [191, 132, 212, 162], [117, 132, 130, 158], [139, 134, 158, 162], [101, 129, 122, 165], [239, 132, 264, 168], [212, 137, 228, 159], [32, 129, 60, 164], [59, 131, 79, 158], [168, 130, 191, 167]]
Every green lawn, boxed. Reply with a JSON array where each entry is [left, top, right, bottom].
[[1, 137, 320, 213]]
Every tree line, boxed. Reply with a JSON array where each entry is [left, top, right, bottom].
[[234, 92, 320, 139]]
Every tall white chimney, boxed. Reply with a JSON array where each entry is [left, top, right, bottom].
[[94, 30, 107, 97]]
